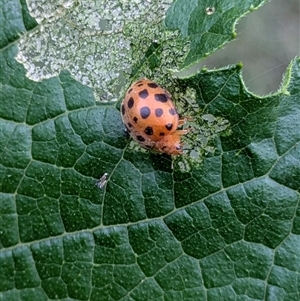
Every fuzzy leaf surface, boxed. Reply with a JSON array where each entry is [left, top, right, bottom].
[[1, 1, 300, 301]]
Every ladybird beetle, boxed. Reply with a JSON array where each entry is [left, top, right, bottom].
[[121, 79, 189, 155]]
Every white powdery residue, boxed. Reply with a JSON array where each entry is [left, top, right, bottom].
[[26, 0, 77, 23], [18, 0, 173, 100]]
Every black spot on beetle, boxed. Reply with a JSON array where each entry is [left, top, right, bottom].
[[128, 97, 134, 108], [148, 82, 158, 89], [165, 123, 173, 131], [137, 135, 145, 142], [169, 108, 177, 116], [127, 123, 133, 128], [145, 145, 152, 149], [162, 146, 167, 150], [144, 126, 153, 135], [155, 93, 168, 103], [139, 89, 149, 99], [121, 104, 125, 115], [155, 108, 163, 117], [133, 117, 138, 123], [127, 88, 133, 94], [137, 83, 144, 87], [159, 132, 165, 136], [140, 106, 151, 119]]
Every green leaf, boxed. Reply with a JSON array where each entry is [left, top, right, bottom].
[[165, 0, 268, 70], [1, 1, 300, 301], [0, 0, 38, 48]]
